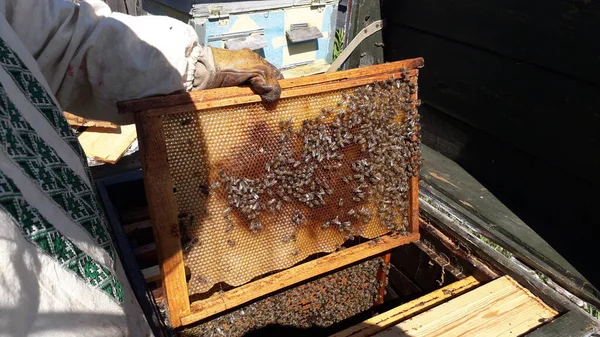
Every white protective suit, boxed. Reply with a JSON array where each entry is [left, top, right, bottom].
[[0, 0, 219, 336]]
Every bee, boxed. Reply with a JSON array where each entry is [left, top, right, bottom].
[[291, 210, 306, 226], [182, 237, 199, 254], [249, 220, 263, 232], [331, 216, 341, 226]]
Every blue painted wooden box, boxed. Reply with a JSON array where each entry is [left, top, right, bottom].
[[143, 0, 339, 71]]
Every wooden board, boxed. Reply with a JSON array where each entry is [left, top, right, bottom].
[[419, 144, 600, 306], [332, 276, 481, 337], [135, 113, 189, 327], [375, 276, 558, 337], [78, 124, 137, 164], [64, 111, 118, 129]]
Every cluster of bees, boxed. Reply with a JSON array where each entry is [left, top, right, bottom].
[[179, 257, 385, 337], [216, 71, 421, 237]]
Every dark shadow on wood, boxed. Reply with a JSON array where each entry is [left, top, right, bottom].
[[381, 0, 600, 292]]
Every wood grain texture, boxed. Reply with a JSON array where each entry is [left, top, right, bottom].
[[135, 113, 189, 327], [180, 232, 420, 326], [332, 276, 481, 337], [117, 58, 424, 113], [64, 111, 118, 129], [78, 124, 137, 163], [375, 253, 392, 304], [376, 276, 558, 337]]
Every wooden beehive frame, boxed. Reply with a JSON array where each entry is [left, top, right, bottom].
[[120, 58, 424, 328]]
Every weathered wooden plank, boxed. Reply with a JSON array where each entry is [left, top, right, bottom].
[[420, 143, 600, 307], [332, 276, 481, 337], [525, 310, 600, 337], [376, 276, 557, 337], [384, 25, 600, 187], [384, 0, 600, 85], [64, 111, 118, 129], [419, 218, 500, 280], [135, 113, 190, 328], [419, 186, 598, 314], [180, 233, 420, 326], [78, 124, 137, 164]]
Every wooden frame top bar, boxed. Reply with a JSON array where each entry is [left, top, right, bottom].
[[117, 57, 424, 114]]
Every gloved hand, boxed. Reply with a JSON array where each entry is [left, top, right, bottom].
[[193, 47, 284, 103]]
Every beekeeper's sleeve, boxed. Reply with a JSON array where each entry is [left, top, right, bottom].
[[2, 0, 215, 124]]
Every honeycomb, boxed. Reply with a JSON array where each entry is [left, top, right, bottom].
[[161, 74, 421, 295]]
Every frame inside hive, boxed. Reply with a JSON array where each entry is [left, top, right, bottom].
[[120, 58, 424, 328]]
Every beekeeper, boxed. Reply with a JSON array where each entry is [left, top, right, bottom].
[[0, 0, 282, 336]]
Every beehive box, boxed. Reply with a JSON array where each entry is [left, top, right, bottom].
[[118, 58, 424, 328], [179, 256, 388, 336]]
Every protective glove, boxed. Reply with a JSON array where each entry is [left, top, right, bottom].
[[193, 47, 284, 103]]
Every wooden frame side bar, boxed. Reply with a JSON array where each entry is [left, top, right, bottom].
[[179, 232, 420, 326], [118, 58, 425, 113], [135, 113, 190, 328], [331, 276, 481, 337], [410, 176, 420, 234], [375, 253, 392, 304]]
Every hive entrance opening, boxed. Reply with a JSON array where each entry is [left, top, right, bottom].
[[162, 73, 421, 296]]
